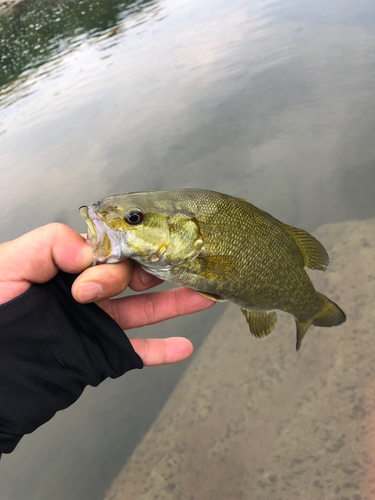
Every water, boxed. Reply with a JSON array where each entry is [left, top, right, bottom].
[[0, 0, 375, 498]]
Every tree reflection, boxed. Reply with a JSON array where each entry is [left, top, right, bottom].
[[0, 0, 156, 88]]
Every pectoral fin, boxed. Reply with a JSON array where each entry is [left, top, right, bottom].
[[194, 290, 226, 302], [241, 309, 278, 339], [179, 255, 238, 280]]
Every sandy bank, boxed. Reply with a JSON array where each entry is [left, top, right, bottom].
[[104, 217, 375, 500]]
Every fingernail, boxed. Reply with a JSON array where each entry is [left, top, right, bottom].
[[78, 282, 103, 302], [139, 268, 155, 285]]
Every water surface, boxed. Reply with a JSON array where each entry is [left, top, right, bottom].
[[1, 0, 375, 498]]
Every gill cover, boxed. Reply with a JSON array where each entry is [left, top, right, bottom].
[[125, 212, 204, 270], [80, 198, 204, 269]]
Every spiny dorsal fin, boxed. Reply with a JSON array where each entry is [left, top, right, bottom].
[[241, 309, 278, 339], [282, 224, 329, 271]]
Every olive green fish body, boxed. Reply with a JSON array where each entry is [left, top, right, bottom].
[[79, 189, 346, 350]]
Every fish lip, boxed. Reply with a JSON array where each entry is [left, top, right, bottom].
[[80, 205, 126, 264], [80, 205, 99, 247]]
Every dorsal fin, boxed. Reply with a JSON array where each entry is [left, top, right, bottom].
[[238, 198, 329, 271], [282, 224, 329, 271]]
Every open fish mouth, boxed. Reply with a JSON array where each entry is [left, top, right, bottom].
[[79, 206, 97, 247], [79, 205, 125, 264]]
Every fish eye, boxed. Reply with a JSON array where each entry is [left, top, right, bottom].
[[125, 210, 143, 225]]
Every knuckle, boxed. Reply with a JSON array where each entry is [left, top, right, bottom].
[[144, 294, 155, 325], [172, 288, 182, 317]]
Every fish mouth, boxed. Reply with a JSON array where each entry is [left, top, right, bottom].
[[79, 205, 125, 264]]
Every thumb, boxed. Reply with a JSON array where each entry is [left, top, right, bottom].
[[0, 223, 93, 303]]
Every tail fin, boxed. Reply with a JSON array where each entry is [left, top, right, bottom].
[[295, 294, 346, 351], [312, 293, 346, 327]]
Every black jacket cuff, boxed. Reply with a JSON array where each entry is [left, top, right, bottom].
[[0, 271, 143, 454]]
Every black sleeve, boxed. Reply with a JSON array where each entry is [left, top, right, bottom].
[[0, 271, 143, 455]]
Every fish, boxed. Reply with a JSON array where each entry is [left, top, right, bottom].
[[79, 188, 346, 350]]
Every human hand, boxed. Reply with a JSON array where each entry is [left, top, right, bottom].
[[0, 223, 215, 366]]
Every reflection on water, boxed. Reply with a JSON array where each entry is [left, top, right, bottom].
[[1, 0, 375, 498], [1, 0, 375, 244], [0, 0, 155, 88], [0, 0, 159, 111]]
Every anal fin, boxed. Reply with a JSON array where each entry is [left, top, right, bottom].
[[241, 309, 278, 339]]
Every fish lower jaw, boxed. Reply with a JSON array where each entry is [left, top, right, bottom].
[[139, 263, 176, 281], [140, 263, 174, 274]]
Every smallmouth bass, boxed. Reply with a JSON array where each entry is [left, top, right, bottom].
[[79, 189, 346, 350]]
